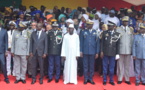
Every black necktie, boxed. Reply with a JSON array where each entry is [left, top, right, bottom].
[[125, 27, 126, 32], [37, 31, 39, 39], [20, 31, 22, 35]]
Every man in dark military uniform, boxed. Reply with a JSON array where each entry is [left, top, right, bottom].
[[101, 21, 120, 86], [80, 19, 100, 85], [47, 22, 63, 83]]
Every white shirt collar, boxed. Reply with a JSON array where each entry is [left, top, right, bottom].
[[109, 30, 114, 32], [33, 29, 36, 31]]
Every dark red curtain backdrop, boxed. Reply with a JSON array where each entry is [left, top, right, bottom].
[[88, 0, 145, 10]]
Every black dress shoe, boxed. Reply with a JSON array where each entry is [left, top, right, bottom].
[[55, 79, 59, 83], [142, 83, 145, 85], [79, 73, 83, 77], [136, 83, 140, 86], [28, 75, 32, 78], [31, 79, 36, 84], [46, 76, 49, 79], [109, 82, 115, 86], [21, 80, 26, 84], [89, 80, 95, 85], [4, 79, 10, 84], [103, 82, 107, 85], [84, 80, 88, 84], [14, 80, 20, 84], [48, 79, 52, 83], [125, 81, 131, 85], [39, 79, 43, 84], [117, 81, 122, 84]]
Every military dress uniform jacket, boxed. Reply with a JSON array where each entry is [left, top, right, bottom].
[[80, 29, 100, 55], [47, 29, 63, 55], [101, 30, 120, 56], [116, 26, 133, 54], [132, 34, 145, 59], [26, 28, 36, 35], [11, 30, 30, 56]]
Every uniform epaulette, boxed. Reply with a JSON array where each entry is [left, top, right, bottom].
[[58, 28, 62, 31], [58, 29, 62, 32], [27, 30, 31, 34], [128, 26, 134, 35], [116, 26, 120, 29], [134, 32, 139, 35], [115, 26, 120, 29]]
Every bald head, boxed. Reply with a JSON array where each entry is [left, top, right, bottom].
[[46, 24, 52, 31], [31, 22, 37, 29]]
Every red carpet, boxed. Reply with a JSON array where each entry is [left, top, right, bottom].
[[0, 73, 145, 90]]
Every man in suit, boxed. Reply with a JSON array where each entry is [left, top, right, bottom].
[[101, 21, 120, 86], [132, 24, 145, 86], [116, 16, 134, 85], [27, 22, 37, 78], [80, 19, 100, 85], [47, 22, 63, 83], [0, 22, 10, 84], [11, 22, 30, 84], [30, 23, 48, 84], [44, 24, 52, 76]]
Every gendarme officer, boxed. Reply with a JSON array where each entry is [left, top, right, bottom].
[[101, 21, 120, 86], [47, 22, 63, 83]]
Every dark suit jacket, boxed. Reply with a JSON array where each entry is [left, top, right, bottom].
[[0, 28, 8, 54], [101, 30, 120, 56], [30, 30, 48, 56]]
